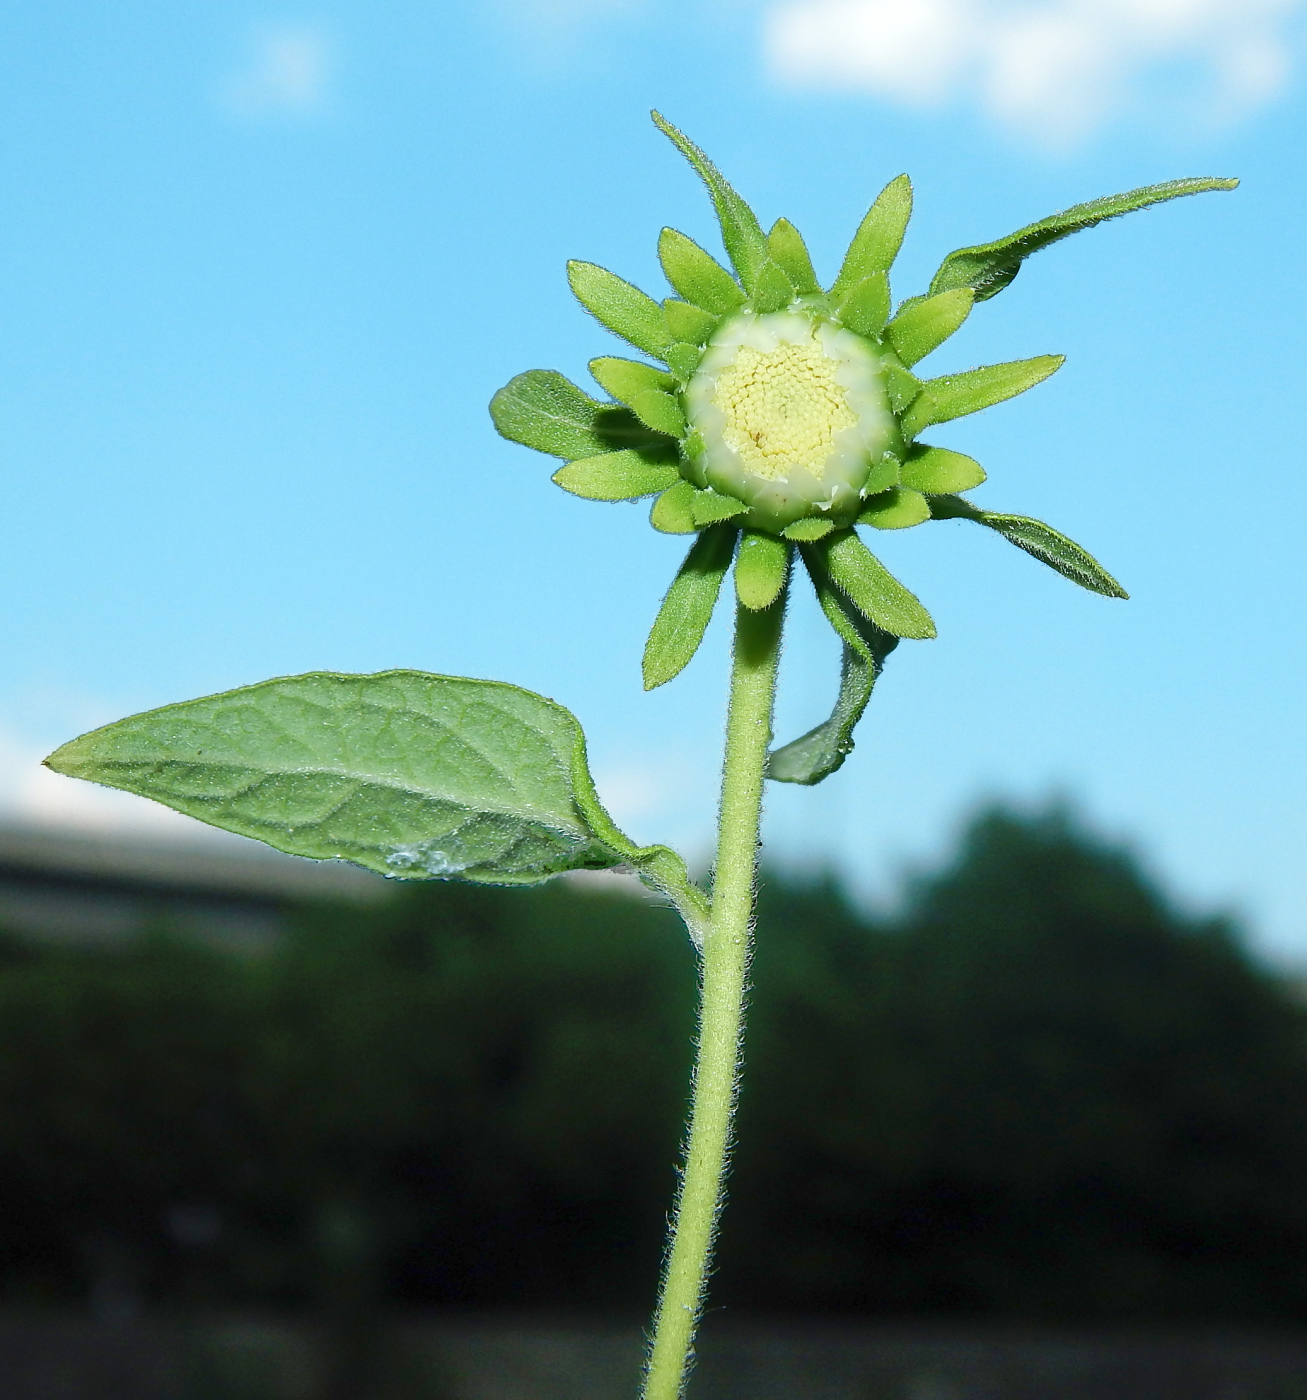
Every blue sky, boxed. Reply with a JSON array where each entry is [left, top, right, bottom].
[[0, 0, 1304, 955]]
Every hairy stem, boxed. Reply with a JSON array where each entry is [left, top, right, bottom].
[[642, 592, 786, 1400]]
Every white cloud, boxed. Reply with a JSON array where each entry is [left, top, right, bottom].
[[217, 24, 333, 119], [766, 0, 1303, 144]]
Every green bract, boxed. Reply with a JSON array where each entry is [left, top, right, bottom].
[[490, 111, 1235, 779]]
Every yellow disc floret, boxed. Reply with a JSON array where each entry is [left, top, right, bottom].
[[683, 309, 892, 532], [714, 340, 858, 482]]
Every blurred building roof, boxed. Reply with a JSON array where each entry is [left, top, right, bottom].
[[0, 822, 390, 951]]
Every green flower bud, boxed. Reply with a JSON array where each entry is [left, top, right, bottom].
[[681, 309, 891, 533]]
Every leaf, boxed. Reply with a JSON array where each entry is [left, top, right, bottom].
[[900, 356, 1063, 438], [691, 487, 748, 526], [767, 218, 820, 295], [553, 452, 680, 501], [768, 551, 899, 785], [631, 388, 686, 437], [858, 486, 930, 530], [643, 525, 738, 689], [899, 443, 986, 494], [752, 258, 795, 313], [835, 273, 891, 338], [830, 174, 912, 301], [490, 371, 672, 461], [658, 227, 746, 315], [929, 176, 1239, 303], [815, 530, 936, 639], [885, 288, 974, 367], [734, 531, 790, 610], [589, 357, 675, 405], [45, 671, 645, 885], [930, 495, 1128, 597], [568, 261, 672, 359], [652, 110, 769, 294], [663, 298, 719, 346], [650, 480, 697, 533]]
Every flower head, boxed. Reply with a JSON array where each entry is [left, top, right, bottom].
[[490, 113, 1235, 780]]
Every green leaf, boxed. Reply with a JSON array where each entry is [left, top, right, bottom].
[[781, 517, 835, 542], [658, 227, 746, 315], [45, 671, 644, 885], [768, 551, 899, 785], [767, 218, 820, 295], [930, 495, 1127, 598], [831, 174, 912, 301], [568, 261, 672, 359], [652, 110, 769, 294], [863, 452, 901, 495], [857, 486, 930, 530], [900, 356, 1063, 438], [899, 443, 985, 494], [663, 298, 719, 346], [691, 487, 748, 526], [650, 480, 697, 533], [589, 356, 675, 406], [553, 452, 680, 501], [630, 388, 687, 437], [752, 258, 795, 313], [734, 531, 790, 610], [643, 525, 737, 689], [835, 273, 890, 338], [490, 371, 671, 461], [815, 530, 936, 639], [885, 288, 974, 367], [929, 176, 1239, 303]]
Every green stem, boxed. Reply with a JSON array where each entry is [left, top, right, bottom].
[[642, 592, 786, 1400]]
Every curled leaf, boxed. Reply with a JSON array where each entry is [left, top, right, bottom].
[[930, 177, 1239, 303], [930, 494, 1128, 597], [769, 551, 899, 785]]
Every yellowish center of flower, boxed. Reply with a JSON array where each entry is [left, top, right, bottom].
[[712, 341, 857, 482]]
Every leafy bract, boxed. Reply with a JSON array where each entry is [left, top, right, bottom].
[[900, 443, 986, 494], [900, 356, 1063, 438], [651, 480, 697, 533], [753, 259, 796, 314], [568, 261, 672, 360], [589, 357, 675, 405], [930, 495, 1128, 597], [553, 452, 679, 501], [490, 371, 671, 461], [658, 228, 745, 315], [813, 531, 936, 640], [652, 111, 769, 294], [663, 299, 719, 346], [45, 671, 650, 885], [734, 531, 789, 610], [767, 219, 820, 296], [930, 176, 1239, 303], [831, 174, 912, 302], [643, 525, 737, 689], [836, 274, 890, 338], [691, 488, 748, 526], [858, 487, 930, 530], [769, 551, 899, 785], [885, 288, 974, 367]]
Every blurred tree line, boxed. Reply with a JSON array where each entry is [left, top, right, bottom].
[[2, 804, 1307, 1322]]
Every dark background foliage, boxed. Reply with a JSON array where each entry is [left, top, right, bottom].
[[2, 805, 1306, 1322]]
